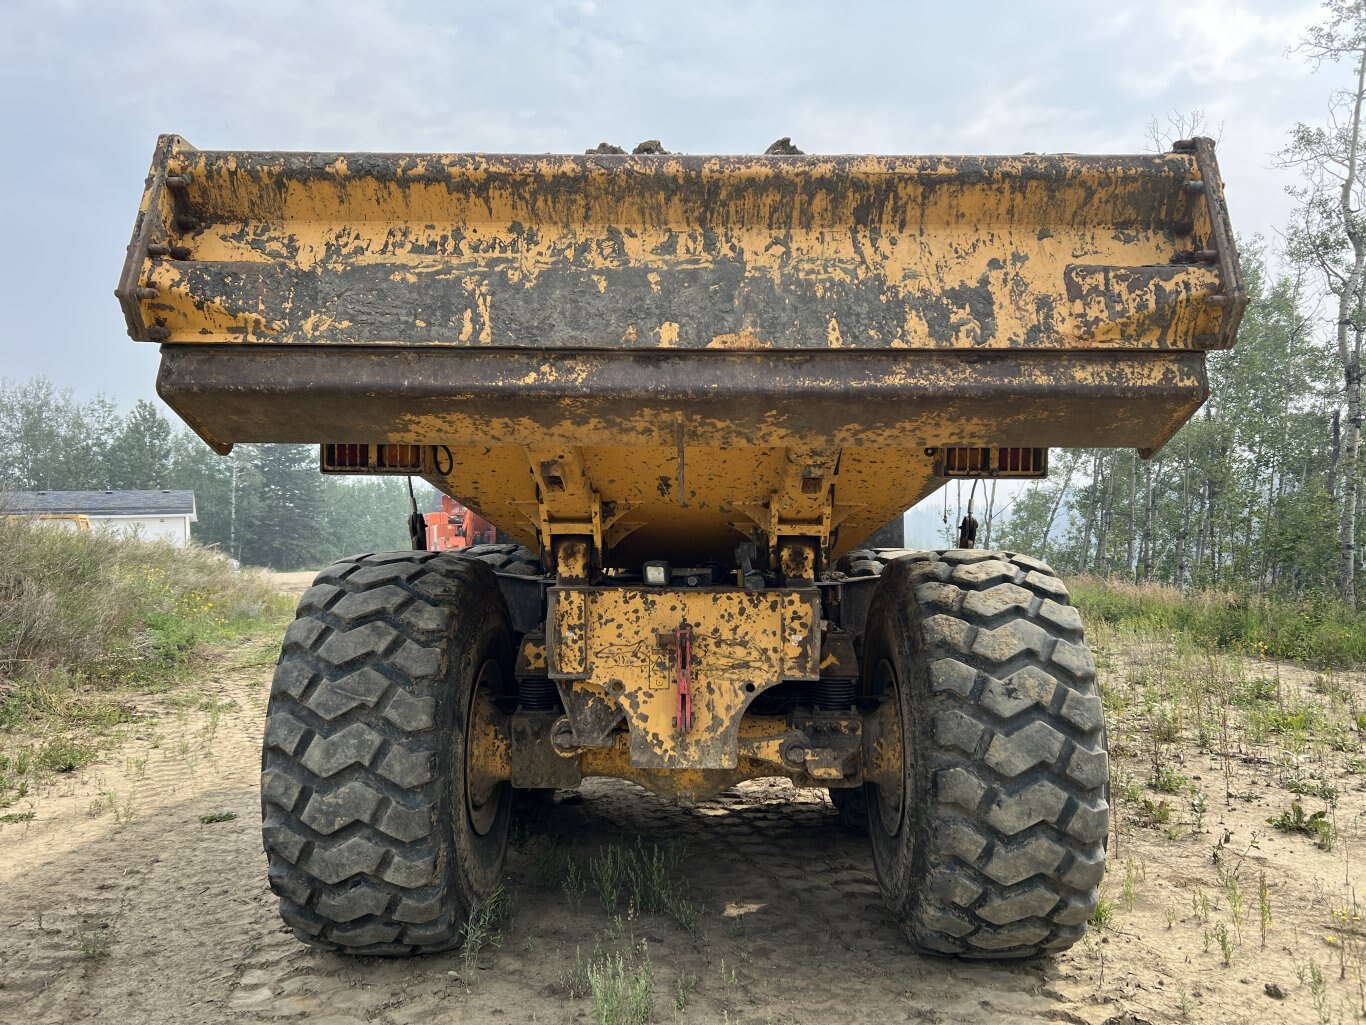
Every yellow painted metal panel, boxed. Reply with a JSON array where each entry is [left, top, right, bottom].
[[547, 586, 818, 769], [121, 136, 1243, 564]]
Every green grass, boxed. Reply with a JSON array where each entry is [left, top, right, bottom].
[[559, 944, 593, 998], [0, 517, 289, 688], [75, 901, 114, 960], [459, 884, 514, 977], [1069, 576, 1366, 668], [36, 737, 96, 773], [1088, 896, 1117, 928], [587, 947, 654, 1025], [0, 517, 290, 806], [589, 839, 701, 932], [1147, 765, 1189, 794], [1268, 801, 1334, 849]]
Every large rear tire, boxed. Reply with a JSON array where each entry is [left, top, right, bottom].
[[863, 550, 1108, 958], [261, 551, 514, 955], [461, 543, 543, 577]]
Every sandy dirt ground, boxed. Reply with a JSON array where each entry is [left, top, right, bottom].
[[1, 581, 1363, 1024]]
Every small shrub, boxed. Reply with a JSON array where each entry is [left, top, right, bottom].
[[1302, 959, 1330, 1025], [1248, 703, 1322, 738], [564, 856, 587, 910], [1189, 789, 1207, 831], [460, 884, 513, 976], [1268, 801, 1334, 849], [1191, 888, 1211, 924], [590, 839, 700, 932], [1148, 765, 1189, 794], [1232, 677, 1280, 706], [1214, 921, 1234, 966], [1088, 896, 1116, 929], [558, 944, 592, 998], [1258, 872, 1272, 948], [674, 971, 699, 1012], [80, 928, 111, 960], [1137, 797, 1172, 826], [588, 948, 654, 1025], [38, 738, 95, 773], [76, 908, 112, 960], [535, 838, 581, 891], [1120, 858, 1140, 909], [1286, 777, 1338, 802]]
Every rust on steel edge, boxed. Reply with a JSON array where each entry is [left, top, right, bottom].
[[116, 134, 1244, 960]]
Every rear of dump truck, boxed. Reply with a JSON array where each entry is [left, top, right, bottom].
[[117, 136, 1243, 959]]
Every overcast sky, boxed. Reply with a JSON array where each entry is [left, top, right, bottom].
[[0, 0, 1338, 403]]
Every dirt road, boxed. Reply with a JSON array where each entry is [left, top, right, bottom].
[[1, 588, 1362, 1023]]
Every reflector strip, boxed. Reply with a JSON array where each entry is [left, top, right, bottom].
[[939, 447, 1047, 478], [321, 443, 442, 474]]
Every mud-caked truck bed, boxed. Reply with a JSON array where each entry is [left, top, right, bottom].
[[118, 136, 1243, 957]]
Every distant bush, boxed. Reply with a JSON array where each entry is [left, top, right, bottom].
[[0, 516, 288, 697], [1068, 575, 1366, 669]]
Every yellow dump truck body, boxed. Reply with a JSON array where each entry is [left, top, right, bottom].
[[119, 135, 1244, 960], [119, 136, 1242, 568]]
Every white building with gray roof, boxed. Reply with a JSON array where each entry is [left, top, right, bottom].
[[1, 490, 197, 545]]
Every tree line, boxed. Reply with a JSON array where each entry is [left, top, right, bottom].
[[993, 245, 1342, 595], [0, 378, 423, 570], [981, 3, 1366, 607]]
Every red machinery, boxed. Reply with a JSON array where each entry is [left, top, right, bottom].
[[423, 494, 497, 551]]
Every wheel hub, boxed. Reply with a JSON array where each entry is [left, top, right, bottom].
[[465, 660, 509, 836], [866, 658, 905, 837]]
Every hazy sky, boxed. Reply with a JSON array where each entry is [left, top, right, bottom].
[[0, 0, 1336, 403]]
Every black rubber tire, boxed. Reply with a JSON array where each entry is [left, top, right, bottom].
[[261, 551, 515, 955], [828, 545, 912, 833], [835, 547, 917, 579], [862, 549, 1108, 958], [461, 543, 543, 577], [828, 787, 869, 832]]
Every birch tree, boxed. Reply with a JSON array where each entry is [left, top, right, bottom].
[[1283, 0, 1366, 606]]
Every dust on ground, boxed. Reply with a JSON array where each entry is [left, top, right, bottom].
[[1, 578, 1363, 1024]]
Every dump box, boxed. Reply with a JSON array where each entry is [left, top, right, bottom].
[[118, 135, 1242, 960]]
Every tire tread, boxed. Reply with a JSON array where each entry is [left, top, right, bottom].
[[262, 552, 497, 955], [867, 549, 1108, 958]]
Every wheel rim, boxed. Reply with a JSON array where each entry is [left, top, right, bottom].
[[464, 659, 505, 837], [870, 657, 905, 837]]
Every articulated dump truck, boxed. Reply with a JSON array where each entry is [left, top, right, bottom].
[[117, 135, 1243, 959]]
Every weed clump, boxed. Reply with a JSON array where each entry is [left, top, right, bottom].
[[586, 946, 654, 1025], [459, 884, 513, 978], [589, 839, 700, 932], [1268, 801, 1334, 849]]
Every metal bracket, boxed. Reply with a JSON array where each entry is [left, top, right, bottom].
[[655, 622, 694, 733]]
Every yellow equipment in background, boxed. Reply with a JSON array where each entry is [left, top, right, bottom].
[[4, 514, 92, 532]]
